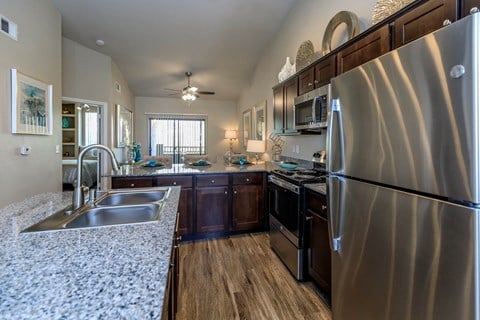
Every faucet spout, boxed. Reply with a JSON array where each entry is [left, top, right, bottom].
[[72, 144, 120, 210]]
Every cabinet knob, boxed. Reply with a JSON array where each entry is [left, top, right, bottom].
[[308, 82, 313, 86], [234, 191, 237, 194], [224, 191, 228, 195], [173, 181, 177, 185], [211, 180, 215, 183], [471, 7, 479, 14], [176, 236, 182, 242], [246, 178, 250, 182], [306, 216, 313, 221], [442, 19, 452, 26], [130, 183, 135, 187], [314, 80, 319, 84], [322, 205, 327, 210]]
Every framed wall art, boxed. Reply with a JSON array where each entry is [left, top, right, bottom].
[[242, 109, 252, 148], [253, 100, 266, 141], [116, 104, 133, 147], [11, 69, 53, 135]]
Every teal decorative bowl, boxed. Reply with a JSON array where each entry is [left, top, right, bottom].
[[279, 161, 298, 169]]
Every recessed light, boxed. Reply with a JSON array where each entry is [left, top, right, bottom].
[[95, 39, 105, 46]]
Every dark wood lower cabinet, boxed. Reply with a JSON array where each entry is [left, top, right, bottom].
[[196, 186, 229, 234], [162, 213, 180, 320], [232, 184, 264, 231], [305, 190, 331, 295]]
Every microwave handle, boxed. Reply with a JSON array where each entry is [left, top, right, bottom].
[[311, 96, 318, 125]]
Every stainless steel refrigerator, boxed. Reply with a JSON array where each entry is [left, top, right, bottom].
[[327, 14, 480, 320]]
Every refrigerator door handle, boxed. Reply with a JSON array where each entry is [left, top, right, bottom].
[[327, 98, 345, 173], [328, 175, 343, 253]]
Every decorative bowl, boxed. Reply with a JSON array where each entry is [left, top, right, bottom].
[[279, 161, 298, 169]]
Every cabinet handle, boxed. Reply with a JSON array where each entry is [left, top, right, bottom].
[[314, 80, 319, 84], [471, 7, 479, 14], [442, 19, 451, 26], [130, 183, 135, 187], [308, 82, 313, 86], [322, 205, 327, 210], [176, 236, 182, 242], [306, 216, 313, 221]]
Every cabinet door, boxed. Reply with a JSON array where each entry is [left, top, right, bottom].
[[177, 188, 193, 237], [196, 186, 229, 234], [273, 85, 284, 134], [462, 0, 480, 17], [111, 177, 153, 189], [284, 77, 298, 133], [232, 185, 264, 231], [307, 209, 331, 295], [337, 25, 390, 74], [314, 55, 336, 88], [298, 67, 315, 95], [394, 0, 457, 48]]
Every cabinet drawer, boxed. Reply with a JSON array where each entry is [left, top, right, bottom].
[[111, 177, 153, 189], [155, 175, 193, 188], [306, 190, 328, 219], [232, 172, 263, 185], [196, 174, 229, 187]]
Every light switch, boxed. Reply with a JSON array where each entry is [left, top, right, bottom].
[[55, 145, 60, 154]]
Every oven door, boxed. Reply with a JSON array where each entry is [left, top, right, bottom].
[[268, 175, 300, 245]]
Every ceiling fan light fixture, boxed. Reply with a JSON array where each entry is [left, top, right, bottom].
[[182, 92, 198, 101]]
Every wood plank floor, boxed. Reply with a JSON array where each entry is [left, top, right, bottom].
[[176, 233, 332, 320]]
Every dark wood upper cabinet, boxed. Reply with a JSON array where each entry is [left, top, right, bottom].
[[337, 25, 390, 75], [394, 0, 457, 48], [298, 67, 315, 95], [314, 55, 336, 88], [462, 0, 480, 17], [273, 77, 298, 134]]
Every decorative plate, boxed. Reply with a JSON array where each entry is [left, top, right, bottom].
[[321, 11, 360, 56], [231, 159, 253, 166], [141, 162, 165, 168], [371, 0, 415, 25], [189, 161, 211, 167], [279, 161, 298, 169], [295, 40, 315, 71]]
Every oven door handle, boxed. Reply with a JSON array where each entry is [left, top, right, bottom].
[[268, 175, 300, 194]]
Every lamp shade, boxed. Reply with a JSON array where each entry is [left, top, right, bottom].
[[225, 130, 238, 139], [246, 140, 265, 153]]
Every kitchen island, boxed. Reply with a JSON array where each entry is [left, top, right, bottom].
[[0, 187, 180, 319]]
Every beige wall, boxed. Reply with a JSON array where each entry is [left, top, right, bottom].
[[0, 0, 62, 208], [62, 37, 134, 162], [134, 97, 237, 162], [237, 0, 377, 161]]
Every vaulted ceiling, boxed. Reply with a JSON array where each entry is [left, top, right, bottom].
[[52, 0, 297, 101]]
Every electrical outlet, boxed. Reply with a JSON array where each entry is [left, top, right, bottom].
[[295, 145, 300, 153], [20, 146, 31, 155]]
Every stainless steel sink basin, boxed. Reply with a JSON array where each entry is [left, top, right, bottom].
[[95, 190, 168, 206], [22, 187, 170, 233], [65, 203, 161, 229]]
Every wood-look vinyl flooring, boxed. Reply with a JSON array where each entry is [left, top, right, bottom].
[[176, 233, 332, 320]]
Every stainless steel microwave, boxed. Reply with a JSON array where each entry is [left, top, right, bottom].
[[293, 84, 330, 130]]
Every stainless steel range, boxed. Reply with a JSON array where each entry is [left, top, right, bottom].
[[268, 167, 326, 280]]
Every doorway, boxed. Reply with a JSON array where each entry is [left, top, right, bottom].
[[61, 97, 107, 191]]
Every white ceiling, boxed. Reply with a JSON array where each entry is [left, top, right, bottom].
[[52, 0, 297, 101]]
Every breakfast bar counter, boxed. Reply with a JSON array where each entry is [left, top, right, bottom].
[[0, 187, 180, 319]]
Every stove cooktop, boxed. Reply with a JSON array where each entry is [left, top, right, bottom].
[[271, 168, 326, 184]]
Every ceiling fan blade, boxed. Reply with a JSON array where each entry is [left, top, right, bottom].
[[197, 91, 215, 95], [164, 88, 181, 92]]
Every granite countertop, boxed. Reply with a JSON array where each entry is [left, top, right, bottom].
[[112, 162, 278, 177], [305, 182, 327, 195], [0, 187, 180, 319]]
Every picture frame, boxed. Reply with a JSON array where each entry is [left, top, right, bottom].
[[242, 109, 252, 148], [116, 104, 133, 147], [11, 69, 53, 135], [253, 100, 266, 141]]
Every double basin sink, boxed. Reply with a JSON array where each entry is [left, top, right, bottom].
[[22, 188, 170, 233]]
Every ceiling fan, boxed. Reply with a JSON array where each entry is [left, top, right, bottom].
[[164, 72, 215, 101]]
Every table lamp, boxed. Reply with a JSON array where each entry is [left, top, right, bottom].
[[246, 140, 265, 164], [224, 130, 238, 163]]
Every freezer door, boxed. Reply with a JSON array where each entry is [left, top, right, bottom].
[[328, 14, 480, 204], [328, 176, 479, 320]]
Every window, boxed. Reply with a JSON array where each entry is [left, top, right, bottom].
[[148, 113, 207, 164]]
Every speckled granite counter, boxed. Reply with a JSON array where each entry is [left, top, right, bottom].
[[112, 162, 277, 177], [305, 183, 327, 195], [0, 187, 180, 319]]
